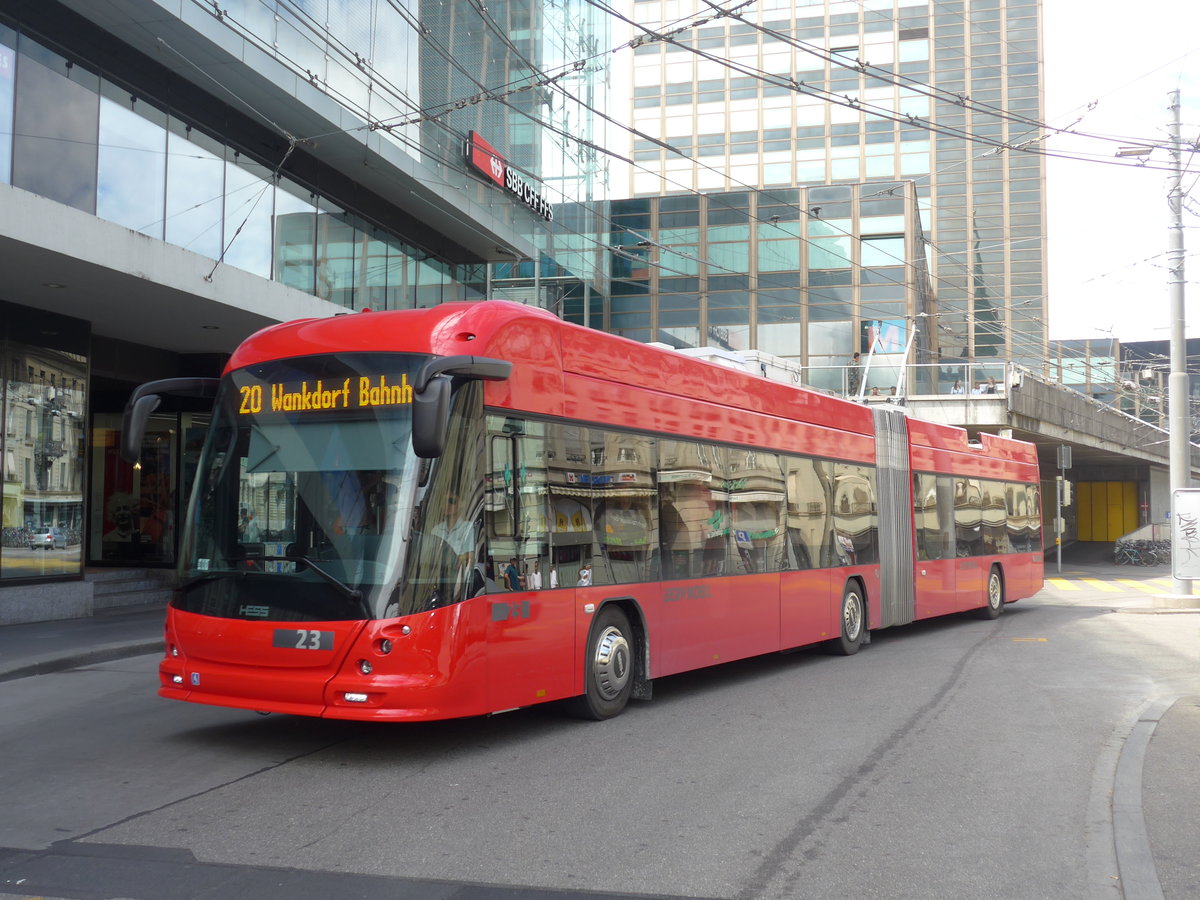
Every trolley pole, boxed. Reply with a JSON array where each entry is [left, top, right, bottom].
[[1167, 90, 1192, 595]]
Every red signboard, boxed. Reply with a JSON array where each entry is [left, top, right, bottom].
[[468, 131, 505, 188], [465, 131, 553, 221]]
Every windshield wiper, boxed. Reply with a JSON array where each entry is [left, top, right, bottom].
[[288, 551, 372, 618], [180, 570, 243, 591]]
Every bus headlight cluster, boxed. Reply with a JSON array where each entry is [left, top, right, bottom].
[[358, 659, 373, 675]]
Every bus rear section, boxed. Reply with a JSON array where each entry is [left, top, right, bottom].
[[908, 424, 1044, 622]]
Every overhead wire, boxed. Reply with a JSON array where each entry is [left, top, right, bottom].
[[183, 0, 1162, 355], [178, 0, 1036, 358]]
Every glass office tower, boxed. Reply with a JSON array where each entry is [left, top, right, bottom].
[[621, 0, 1045, 369]]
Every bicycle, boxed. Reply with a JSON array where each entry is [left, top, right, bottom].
[[1114, 543, 1142, 565]]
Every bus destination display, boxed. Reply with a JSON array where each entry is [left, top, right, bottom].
[[238, 374, 414, 415]]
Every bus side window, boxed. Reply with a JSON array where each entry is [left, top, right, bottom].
[[786, 455, 827, 570]]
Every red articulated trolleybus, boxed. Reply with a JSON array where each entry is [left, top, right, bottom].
[[122, 301, 1043, 722]]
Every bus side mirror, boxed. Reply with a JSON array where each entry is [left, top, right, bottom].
[[121, 394, 163, 463], [410, 355, 512, 459], [120, 377, 219, 464], [412, 375, 451, 459]]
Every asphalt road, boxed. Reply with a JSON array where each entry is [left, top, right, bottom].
[[1, 574, 1197, 899]]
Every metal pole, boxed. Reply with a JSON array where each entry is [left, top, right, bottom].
[[1167, 90, 1192, 594], [896, 326, 919, 397], [1056, 474, 1062, 575]]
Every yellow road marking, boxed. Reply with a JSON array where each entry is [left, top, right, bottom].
[[1047, 578, 1078, 590], [1116, 579, 1166, 594], [1012, 637, 1047, 642], [1080, 578, 1120, 593]]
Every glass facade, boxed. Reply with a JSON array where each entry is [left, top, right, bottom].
[[598, 182, 932, 390], [0, 302, 88, 582], [0, 8, 611, 313], [624, 0, 1046, 367], [0, 26, 486, 309]]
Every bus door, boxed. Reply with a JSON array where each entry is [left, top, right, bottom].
[[953, 477, 986, 612], [780, 489, 832, 647], [484, 420, 573, 711], [913, 474, 957, 618]]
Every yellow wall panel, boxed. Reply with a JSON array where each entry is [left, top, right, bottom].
[[1092, 482, 1109, 540], [1122, 482, 1139, 534], [1077, 481, 1093, 541], [1076, 481, 1138, 541], [1107, 482, 1125, 541]]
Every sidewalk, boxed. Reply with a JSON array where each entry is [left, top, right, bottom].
[[0, 601, 164, 683]]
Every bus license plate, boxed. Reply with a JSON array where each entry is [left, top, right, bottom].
[[273, 629, 334, 651]]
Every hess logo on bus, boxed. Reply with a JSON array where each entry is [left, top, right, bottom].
[[237, 375, 414, 415]]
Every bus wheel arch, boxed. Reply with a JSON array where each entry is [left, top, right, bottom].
[[979, 565, 1005, 619], [567, 599, 648, 720], [833, 578, 867, 656]]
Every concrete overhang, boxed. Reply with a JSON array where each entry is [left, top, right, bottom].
[[2, 183, 340, 355], [906, 372, 1200, 478], [57, 0, 537, 264]]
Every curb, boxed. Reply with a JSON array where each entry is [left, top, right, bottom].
[[0, 640, 163, 684]]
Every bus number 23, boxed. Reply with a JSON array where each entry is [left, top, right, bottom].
[[273, 628, 332, 650]]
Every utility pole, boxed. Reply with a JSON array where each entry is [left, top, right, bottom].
[[1167, 89, 1192, 595]]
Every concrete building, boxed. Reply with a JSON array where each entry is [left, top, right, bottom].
[[619, 0, 1045, 369], [601, 180, 949, 396], [0, 0, 608, 623]]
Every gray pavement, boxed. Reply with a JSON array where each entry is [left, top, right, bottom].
[[0, 601, 164, 684], [1, 557, 1198, 899]]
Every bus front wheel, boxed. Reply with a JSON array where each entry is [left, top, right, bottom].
[[833, 583, 866, 656], [568, 605, 634, 720]]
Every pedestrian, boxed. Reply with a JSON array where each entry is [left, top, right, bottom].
[[847, 351, 862, 396], [504, 557, 524, 591], [528, 559, 543, 590], [549, 564, 559, 589], [242, 510, 261, 542]]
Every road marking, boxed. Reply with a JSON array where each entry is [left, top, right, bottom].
[[1080, 578, 1121, 593], [1011, 637, 1047, 642], [1116, 579, 1168, 595], [1047, 578, 1078, 590]]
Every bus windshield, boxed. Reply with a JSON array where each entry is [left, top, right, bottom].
[[177, 352, 483, 622]]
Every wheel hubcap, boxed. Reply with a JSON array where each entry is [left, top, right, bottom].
[[989, 575, 1002, 610], [592, 626, 631, 701], [844, 593, 862, 641]]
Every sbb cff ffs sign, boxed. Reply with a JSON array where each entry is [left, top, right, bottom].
[[466, 131, 554, 222]]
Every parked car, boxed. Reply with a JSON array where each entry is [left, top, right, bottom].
[[29, 526, 66, 550]]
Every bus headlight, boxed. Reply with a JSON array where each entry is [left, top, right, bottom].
[[358, 659, 373, 675]]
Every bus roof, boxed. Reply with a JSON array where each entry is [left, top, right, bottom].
[[226, 301, 1036, 474]]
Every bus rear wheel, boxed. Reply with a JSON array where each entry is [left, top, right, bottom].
[[833, 583, 865, 656], [567, 605, 634, 720], [979, 567, 1004, 620]]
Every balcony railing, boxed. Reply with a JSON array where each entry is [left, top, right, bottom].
[[804, 361, 1013, 400]]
